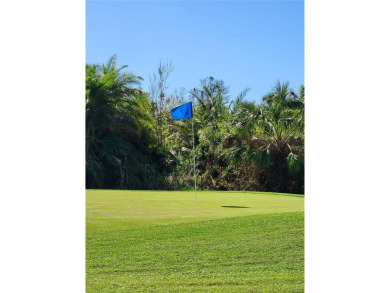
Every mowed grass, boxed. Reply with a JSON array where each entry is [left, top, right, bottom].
[[86, 190, 304, 292]]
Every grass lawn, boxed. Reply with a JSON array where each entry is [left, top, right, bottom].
[[86, 190, 304, 292]]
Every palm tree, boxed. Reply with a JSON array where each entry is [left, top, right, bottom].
[[86, 55, 159, 189], [226, 81, 304, 193]]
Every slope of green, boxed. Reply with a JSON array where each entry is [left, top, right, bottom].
[[86, 190, 303, 231], [86, 190, 304, 292]]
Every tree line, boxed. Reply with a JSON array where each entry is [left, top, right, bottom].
[[86, 55, 304, 194]]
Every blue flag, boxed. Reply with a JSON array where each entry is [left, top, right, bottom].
[[170, 102, 193, 120]]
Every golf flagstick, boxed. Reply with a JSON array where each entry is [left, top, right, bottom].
[[169, 99, 197, 201]]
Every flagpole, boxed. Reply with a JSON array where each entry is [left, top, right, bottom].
[[191, 114, 197, 201], [169, 100, 197, 201]]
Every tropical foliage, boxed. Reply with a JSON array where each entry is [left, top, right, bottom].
[[86, 56, 304, 193]]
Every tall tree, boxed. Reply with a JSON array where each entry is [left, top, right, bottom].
[[189, 77, 234, 189], [149, 61, 174, 146], [86, 55, 164, 189]]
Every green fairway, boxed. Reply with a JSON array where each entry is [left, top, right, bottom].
[[86, 190, 304, 292]]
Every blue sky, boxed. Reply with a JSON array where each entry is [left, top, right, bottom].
[[86, 0, 304, 103]]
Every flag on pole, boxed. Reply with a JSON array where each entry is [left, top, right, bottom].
[[170, 101, 197, 201], [170, 102, 193, 120]]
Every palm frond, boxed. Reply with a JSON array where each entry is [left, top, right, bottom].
[[287, 152, 304, 175]]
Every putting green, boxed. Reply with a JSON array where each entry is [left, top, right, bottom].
[[86, 190, 304, 232], [86, 190, 304, 292]]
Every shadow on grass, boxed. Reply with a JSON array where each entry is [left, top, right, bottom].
[[221, 206, 250, 208]]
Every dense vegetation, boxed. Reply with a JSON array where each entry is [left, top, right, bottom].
[[86, 56, 304, 193]]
